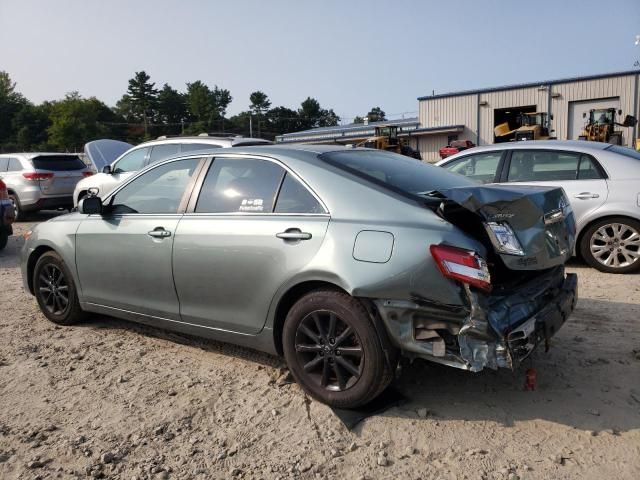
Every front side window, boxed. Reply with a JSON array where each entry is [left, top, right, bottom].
[[196, 158, 285, 213], [148, 144, 180, 165], [507, 150, 582, 182], [109, 158, 201, 214], [274, 173, 324, 214], [113, 147, 149, 173], [443, 152, 502, 184]]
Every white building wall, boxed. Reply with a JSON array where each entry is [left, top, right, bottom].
[[551, 74, 637, 147], [419, 94, 477, 145]]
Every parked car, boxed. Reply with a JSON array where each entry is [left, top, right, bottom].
[[0, 153, 93, 220], [22, 145, 577, 408], [0, 178, 15, 250], [437, 140, 640, 274], [74, 135, 272, 206]]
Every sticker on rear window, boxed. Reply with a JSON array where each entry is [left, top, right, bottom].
[[239, 198, 264, 212]]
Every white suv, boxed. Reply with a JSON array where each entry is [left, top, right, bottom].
[[74, 135, 271, 206]]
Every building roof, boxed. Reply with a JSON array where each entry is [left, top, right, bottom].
[[276, 117, 420, 143], [418, 69, 640, 101]]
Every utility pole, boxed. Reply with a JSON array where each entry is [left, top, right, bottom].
[[249, 115, 253, 138]]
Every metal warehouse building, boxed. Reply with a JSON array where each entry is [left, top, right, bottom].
[[276, 70, 640, 162]]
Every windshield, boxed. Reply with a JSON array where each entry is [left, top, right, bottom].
[[320, 150, 475, 198], [606, 144, 640, 160], [521, 113, 544, 126], [591, 110, 613, 125]]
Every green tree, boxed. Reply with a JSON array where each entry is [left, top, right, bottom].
[[123, 71, 158, 138], [297, 97, 340, 129], [185, 81, 232, 133], [249, 91, 271, 137], [352, 115, 365, 124], [266, 106, 300, 136], [367, 106, 386, 123], [157, 83, 187, 135], [47, 92, 120, 151], [13, 103, 51, 149], [0, 71, 28, 148]]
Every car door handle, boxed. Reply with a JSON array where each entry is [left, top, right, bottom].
[[147, 227, 172, 238], [276, 229, 312, 241], [574, 192, 599, 199]]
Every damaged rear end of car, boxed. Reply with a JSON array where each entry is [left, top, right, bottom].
[[376, 184, 578, 372]]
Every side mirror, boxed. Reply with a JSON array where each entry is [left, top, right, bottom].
[[549, 114, 554, 120], [78, 196, 103, 215], [102, 165, 112, 174], [618, 109, 623, 116]]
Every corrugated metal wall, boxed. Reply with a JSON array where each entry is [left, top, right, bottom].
[[410, 134, 449, 163], [478, 87, 548, 145], [417, 72, 640, 156], [552, 75, 636, 147]]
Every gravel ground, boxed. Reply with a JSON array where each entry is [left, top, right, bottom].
[[1, 213, 639, 480]]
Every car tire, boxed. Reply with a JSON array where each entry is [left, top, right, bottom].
[[580, 217, 640, 274], [0, 228, 8, 250], [8, 194, 23, 222], [283, 289, 395, 408], [33, 251, 87, 325]]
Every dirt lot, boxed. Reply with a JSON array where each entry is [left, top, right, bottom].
[[1, 214, 639, 480]]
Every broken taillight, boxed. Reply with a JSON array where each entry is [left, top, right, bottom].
[[22, 172, 54, 181], [430, 244, 491, 291]]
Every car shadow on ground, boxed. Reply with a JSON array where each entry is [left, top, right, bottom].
[[72, 297, 640, 434]]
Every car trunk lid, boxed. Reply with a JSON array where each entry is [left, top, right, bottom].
[[432, 184, 576, 274], [30, 155, 88, 195]]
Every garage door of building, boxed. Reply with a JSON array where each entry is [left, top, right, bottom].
[[567, 97, 620, 140]]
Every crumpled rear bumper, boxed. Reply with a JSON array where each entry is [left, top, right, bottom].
[[373, 268, 578, 372], [506, 272, 577, 363]]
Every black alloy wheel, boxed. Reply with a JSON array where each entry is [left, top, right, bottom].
[[294, 310, 363, 391]]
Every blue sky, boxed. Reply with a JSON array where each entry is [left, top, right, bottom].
[[1, 0, 639, 122]]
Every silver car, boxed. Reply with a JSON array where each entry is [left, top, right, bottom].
[[74, 135, 272, 206], [437, 141, 640, 273], [22, 146, 577, 408], [0, 153, 93, 220]]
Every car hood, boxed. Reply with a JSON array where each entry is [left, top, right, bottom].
[[84, 139, 132, 171]]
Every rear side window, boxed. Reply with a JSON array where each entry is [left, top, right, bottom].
[[0, 158, 7, 171], [148, 144, 180, 165], [507, 150, 603, 182], [181, 143, 222, 152], [274, 173, 324, 214], [320, 150, 475, 198], [113, 148, 149, 173], [31, 155, 84, 171], [196, 158, 285, 213]]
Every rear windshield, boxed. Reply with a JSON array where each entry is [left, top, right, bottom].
[[606, 145, 640, 160], [31, 155, 86, 171], [320, 150, 475, 197]]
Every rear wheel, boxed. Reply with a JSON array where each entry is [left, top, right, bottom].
[[8, 194, 22, 222], [33, 251, 86, 325], [283, 289, 395, 408], [580, 217, 640, 273]]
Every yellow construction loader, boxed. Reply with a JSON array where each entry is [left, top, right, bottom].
[[357, 125, 422, 159], [494, 112, 555, 141], [578, 108, 637, 145]]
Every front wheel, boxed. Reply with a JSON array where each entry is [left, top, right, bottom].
[[282, 290, 395, 408], [580, 217, 640, 273], [8, 194, 22, 222], [33, 251, 87, 325]]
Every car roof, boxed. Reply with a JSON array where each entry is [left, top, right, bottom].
[[437, 140, 611, 164], [0, 152, 82, 158], [133, 136, 272, 148]]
